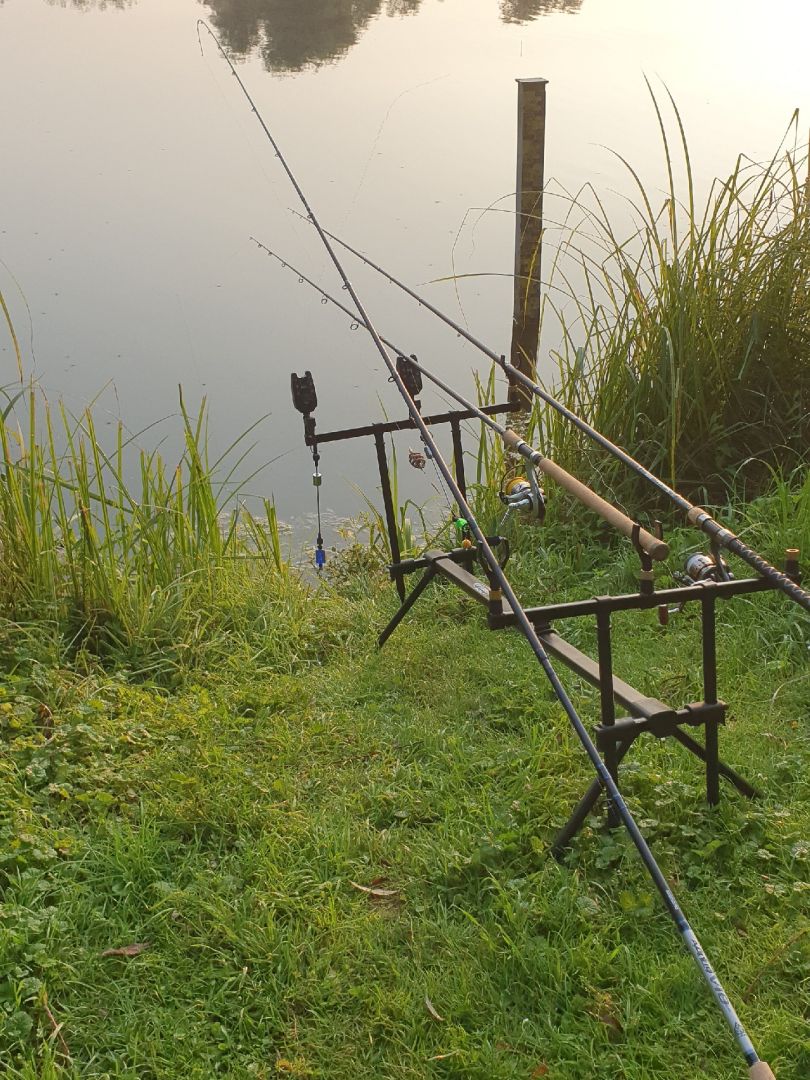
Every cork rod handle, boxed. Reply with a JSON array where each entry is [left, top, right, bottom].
[[749, 1063, 776, 1079], [502, 431, 669, 562]]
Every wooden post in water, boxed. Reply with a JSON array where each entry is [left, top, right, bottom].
[[509, 77, 548, 409]]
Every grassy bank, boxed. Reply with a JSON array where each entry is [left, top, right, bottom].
[[1, 484, 808, 1078], [0, 388, 291, 681], [1, 104, 808, 1078]]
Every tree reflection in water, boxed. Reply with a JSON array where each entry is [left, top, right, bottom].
[[205, 0, 584, 72], [45, 0, 135, 9], [500, 0, 582, 23], [41, 0, 585, 71], [204, 1, 387, 73]]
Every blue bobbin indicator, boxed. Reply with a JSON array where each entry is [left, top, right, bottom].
[[315, 547, 326, 569]]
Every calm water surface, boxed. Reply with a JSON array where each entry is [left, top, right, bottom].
[[1, 0, 809, 542]]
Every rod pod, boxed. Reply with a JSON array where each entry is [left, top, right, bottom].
[[202, 27, 777, 1075], [301, 218, 808, 615]]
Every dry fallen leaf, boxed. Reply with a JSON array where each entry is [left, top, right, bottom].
[[424, 996, 444, 1022], [531, 1065, 549, 1078], [349, 881, 400, 900], [100, 942, 151, 959], [589, 989, 623, 1041], [37, 703, 54, 736]]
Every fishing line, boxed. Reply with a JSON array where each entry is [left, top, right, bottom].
[[195, 24, 308, 250], [448, 196, 518, 333], [200, 23, 775, 1075], [342, 72, 450, 231], [254, 237, 516, 445], [251, 237, 463, 419]]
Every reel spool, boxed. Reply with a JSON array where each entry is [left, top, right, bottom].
[[683, 552, 733, 584], [660, 550, 734, 624]]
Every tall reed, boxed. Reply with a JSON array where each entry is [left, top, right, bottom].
[[0, 385, 285, 669], [533, 91, 809, 503]]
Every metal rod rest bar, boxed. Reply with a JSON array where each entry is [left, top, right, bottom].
[[489, 575, 776, 627], [306, 403, 511, 445]]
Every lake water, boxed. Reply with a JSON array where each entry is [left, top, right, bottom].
[[1, 0, 808, 551]]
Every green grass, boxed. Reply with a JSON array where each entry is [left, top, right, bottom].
[[1, 97, 808, 1080], [1, 499, 807, 1079], [0, 384, 289, 681]]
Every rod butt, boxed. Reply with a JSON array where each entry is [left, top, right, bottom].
[[749, 1062, 776, 1079]]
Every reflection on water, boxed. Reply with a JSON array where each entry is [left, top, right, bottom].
[[500, 0, 582, 22], [46, 0, 134, 9], [203, 0, 394, 73], [39, 0, 586, 72], [204, 0, 585, 72], [45, 0, 584, 70]]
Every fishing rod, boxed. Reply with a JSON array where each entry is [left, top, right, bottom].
[[290, 211, 809, 616], [201, 23, 775, 1076], [253, 237, 672, 563]]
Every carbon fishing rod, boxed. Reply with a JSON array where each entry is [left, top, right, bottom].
[[291, 212, 809, 615], [201, 24, 775, 1077], [253, 238, 671, 563]]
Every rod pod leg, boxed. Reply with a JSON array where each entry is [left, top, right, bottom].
[[550, 738, 635, 858], [595, 604, 620, 828], [378, 565, 437, 649]]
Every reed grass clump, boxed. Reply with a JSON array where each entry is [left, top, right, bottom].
[[0, 386, 289, 675], [535, 93, 809, 503]]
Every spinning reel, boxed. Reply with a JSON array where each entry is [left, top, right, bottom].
[[498, 469, 546, 528], [659, 549, 734, 624], [681, 551, 733, 584]]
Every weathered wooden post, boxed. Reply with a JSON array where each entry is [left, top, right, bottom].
[[509, 76, 548, 409]]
